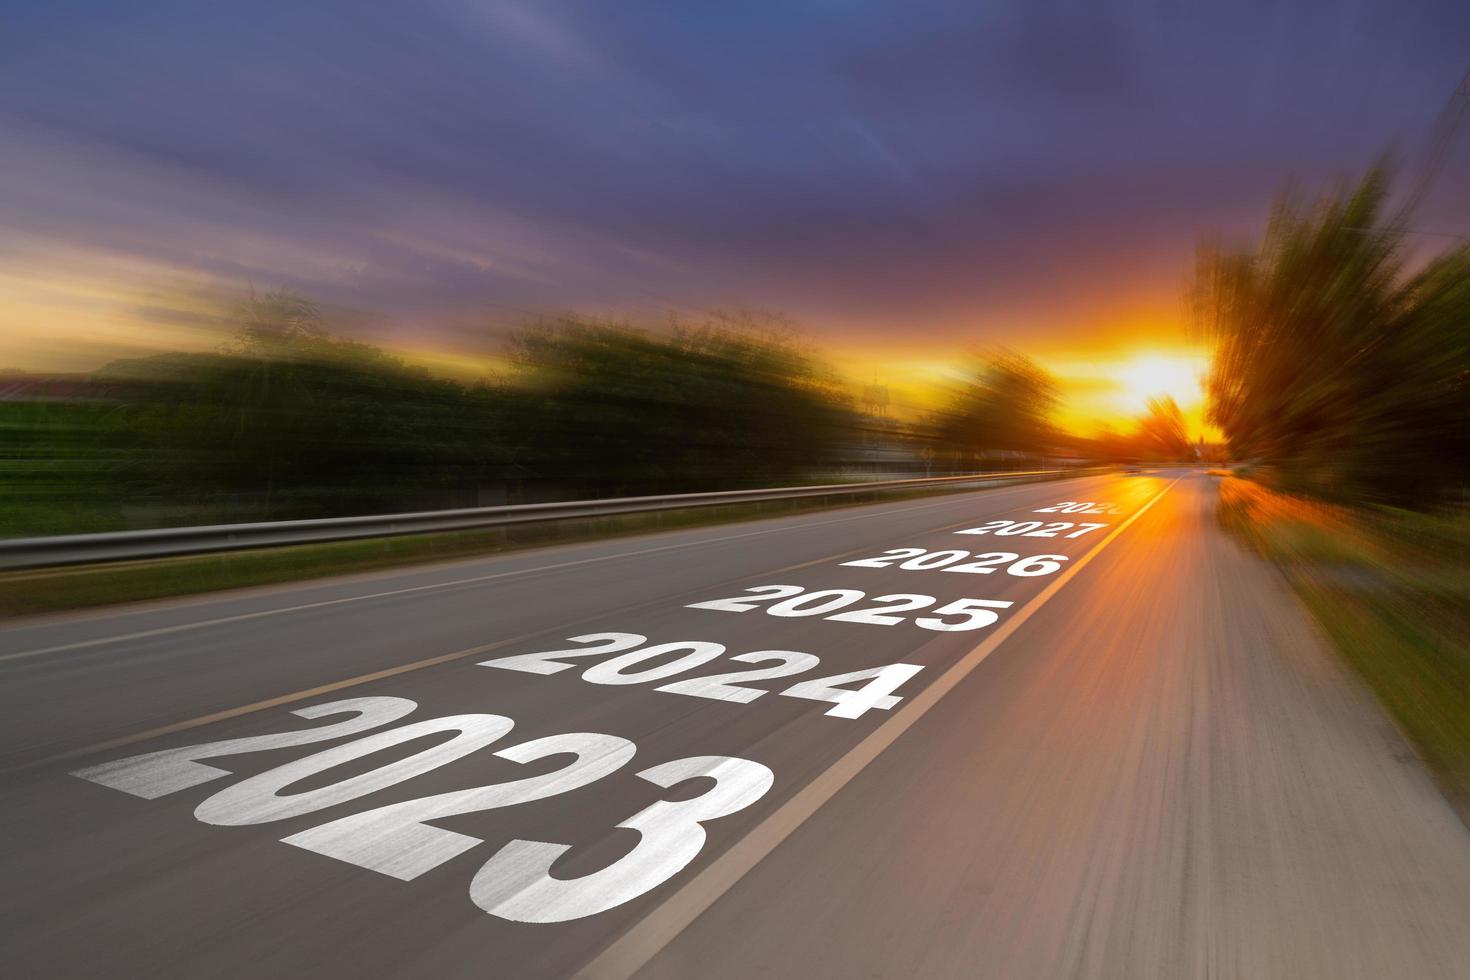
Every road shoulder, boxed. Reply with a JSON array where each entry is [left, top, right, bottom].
[[632, 474, 1470, 980]]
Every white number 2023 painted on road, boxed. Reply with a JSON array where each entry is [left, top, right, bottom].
[[72, 698, 772, 923]]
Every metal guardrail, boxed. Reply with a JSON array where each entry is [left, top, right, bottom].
[[0, 468, 1098, 571]]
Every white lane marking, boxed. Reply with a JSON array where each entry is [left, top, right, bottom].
[[573, 477, 1179, 980], [0, 476, 1108, 664]]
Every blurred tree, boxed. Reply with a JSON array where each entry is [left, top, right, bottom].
[[1197, 167, 1470, 506], [230, 288, 328, 351], [1063, 402, 1194, 465], [502, 314, 852, 495], [77, 290, 513, 522], [1082, 424, 1137, 464], [1136, 396, 1193, 460], [931, 351, 1059, 468]]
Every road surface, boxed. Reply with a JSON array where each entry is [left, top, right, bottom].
[[4, 470, 1469, 978]]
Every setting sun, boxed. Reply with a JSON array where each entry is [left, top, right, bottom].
[[1114, 353, 1207, 413], [1041, 348, 1214, 438]]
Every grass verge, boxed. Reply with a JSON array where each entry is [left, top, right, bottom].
[[1217, 476, 1470, 816]]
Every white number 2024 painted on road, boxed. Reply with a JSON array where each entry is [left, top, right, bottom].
[[955, 520, 1107, 538], [72, 699, 772, 923], [480, 632, 925, 719]]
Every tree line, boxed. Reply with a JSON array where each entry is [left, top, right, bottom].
[[1197, 167, 1469, 508], [2, 292, 1203, 536], [3, 297, 864, 534]]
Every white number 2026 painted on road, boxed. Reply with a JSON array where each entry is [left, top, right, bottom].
[[73, 699, 773, 923], [842, 549, 1066, 576]]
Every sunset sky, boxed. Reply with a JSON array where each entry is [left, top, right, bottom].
[[3, 0, 1468, 436]]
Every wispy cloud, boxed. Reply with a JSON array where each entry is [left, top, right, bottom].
[[2, 0, 1467, 370]]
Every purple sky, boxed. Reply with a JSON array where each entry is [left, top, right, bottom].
[[2, 0, 1467, 368]]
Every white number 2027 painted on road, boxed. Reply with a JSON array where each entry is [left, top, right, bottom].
[[73, 698, 772, 923], [956, 520, 1106, 538]]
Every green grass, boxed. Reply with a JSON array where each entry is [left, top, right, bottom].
[[1218, 477, 1470, 816]]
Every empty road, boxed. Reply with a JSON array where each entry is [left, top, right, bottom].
[[4, 470, 1470, 979]]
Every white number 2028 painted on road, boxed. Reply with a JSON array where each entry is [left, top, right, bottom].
[[1035, 501, 1118, 514], [956, 520, 1106, 538], [73, 698, 773, 923]]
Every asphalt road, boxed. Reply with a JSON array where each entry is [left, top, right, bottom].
[[4, 470, 1470, 979]]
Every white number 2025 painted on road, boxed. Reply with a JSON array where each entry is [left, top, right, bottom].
[[73, 698, 772, 923], [687, 585, 1012, 631]]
